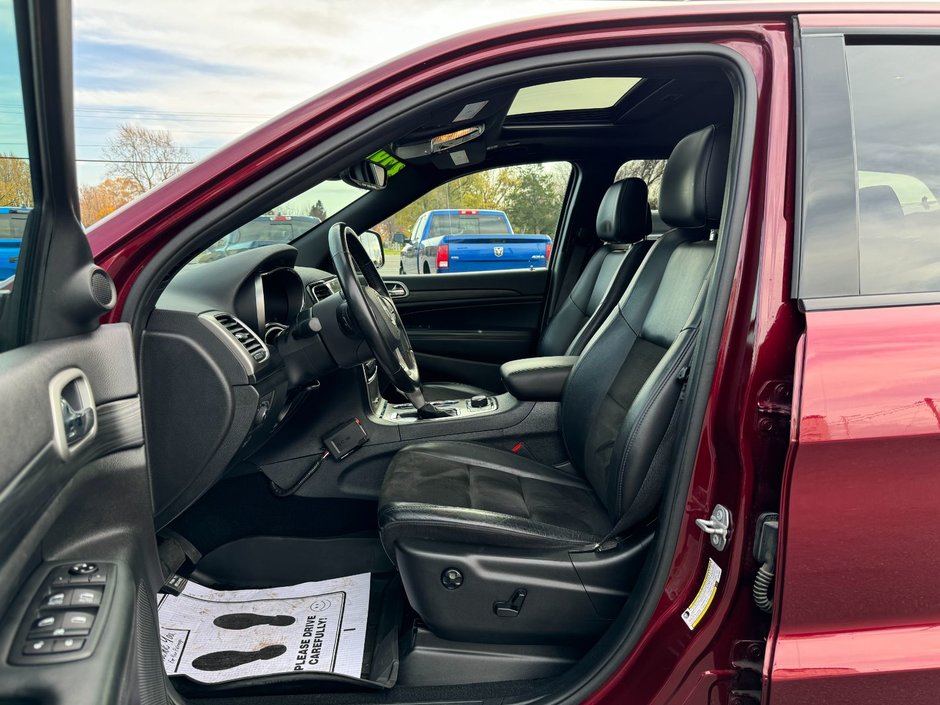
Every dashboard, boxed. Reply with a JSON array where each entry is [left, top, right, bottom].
[[144, 245, 344, 528]]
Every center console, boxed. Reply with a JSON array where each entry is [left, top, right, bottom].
[[376, 394, 498, 422]]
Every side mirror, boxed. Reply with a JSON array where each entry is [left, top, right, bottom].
[[341, 160, 387, 190], [359, 230, 385, 269]]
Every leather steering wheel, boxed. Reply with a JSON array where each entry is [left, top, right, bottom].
[[328, 223, 435, 411]]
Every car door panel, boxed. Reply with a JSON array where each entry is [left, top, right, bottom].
[[0, 4, 165, 703], [391, 268, 549, 389], [0, 323, 165, 705]]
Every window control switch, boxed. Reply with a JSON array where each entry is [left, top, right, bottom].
[[70, 587, 102, 607], [27, 614, 62, 638]]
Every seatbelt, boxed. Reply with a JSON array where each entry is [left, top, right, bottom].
[[593, 363, 690, 552]]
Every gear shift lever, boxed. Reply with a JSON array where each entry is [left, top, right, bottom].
[[406, 388, 453, 420]]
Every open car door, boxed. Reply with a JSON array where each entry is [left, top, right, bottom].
[[0, 4, 163, 703]]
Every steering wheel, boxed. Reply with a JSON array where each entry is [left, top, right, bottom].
[[329, 223, 440, 414]]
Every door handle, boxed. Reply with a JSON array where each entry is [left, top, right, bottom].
[[49, 368, 97, 458], [384, 281, 409, 299], [60, 396, 94, 445]]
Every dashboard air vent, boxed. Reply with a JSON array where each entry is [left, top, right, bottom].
[[309, 278, 339, 303], [213, 313, 269, 363]]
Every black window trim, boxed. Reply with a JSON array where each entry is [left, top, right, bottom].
[[795, 22, 940, 312]]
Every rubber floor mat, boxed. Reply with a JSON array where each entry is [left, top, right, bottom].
[[158, 573, 370, 684]]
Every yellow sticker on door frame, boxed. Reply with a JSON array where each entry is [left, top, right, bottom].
[[681, 558, 722, 630]]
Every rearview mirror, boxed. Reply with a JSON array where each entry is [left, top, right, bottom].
[[359, 230, 385, 269], [341, 160, 387, 190]]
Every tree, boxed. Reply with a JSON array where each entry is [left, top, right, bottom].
[[79, 177, 139, 226], [309, 199, 328, 220], [615, 159, 667, 208], [0, 154, 33, 207], [503, 164, 562, 234], [102, 123, 191, 195]]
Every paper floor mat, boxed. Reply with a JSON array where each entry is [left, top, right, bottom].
[[157, 573, 370, 684]]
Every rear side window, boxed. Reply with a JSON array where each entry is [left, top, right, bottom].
[[0, 211, 29, 239], [427, 212, 511, 237], [847, 43, 940, 295]]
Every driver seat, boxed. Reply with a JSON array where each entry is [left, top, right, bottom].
[[379, 125, 730, 643]]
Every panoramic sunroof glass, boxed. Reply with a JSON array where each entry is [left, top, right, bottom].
[[507, 77, 642, 115]]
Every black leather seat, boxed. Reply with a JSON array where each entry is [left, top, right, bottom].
[[421, 177, 653, 401], [380, 125, 730, 643]]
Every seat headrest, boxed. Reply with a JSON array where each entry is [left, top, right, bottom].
[[596, 177, 652, 244], [659, 124, 731, 229]]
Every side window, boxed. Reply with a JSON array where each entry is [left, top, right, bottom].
[[374, 162, 572, 276], [847, 43, 940, 295], [0, 2, 34, 292], [615, 159, 666, 235]]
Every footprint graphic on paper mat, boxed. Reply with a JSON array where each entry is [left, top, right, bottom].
[[213, 613, 296, 630], [192, 644, 287, 671]]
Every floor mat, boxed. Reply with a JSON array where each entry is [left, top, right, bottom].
[[158, 573, 371, 685]]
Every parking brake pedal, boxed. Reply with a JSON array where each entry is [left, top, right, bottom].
[[493, 588, 527, 617]]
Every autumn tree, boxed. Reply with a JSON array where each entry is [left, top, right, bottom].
[[0, 154, 33, 207], [102, 123, 191, 195], [79, 177, 139, 226]]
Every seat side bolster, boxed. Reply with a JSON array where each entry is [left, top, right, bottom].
[[379, 502, 604, 559]]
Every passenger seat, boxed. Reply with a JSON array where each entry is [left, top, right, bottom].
[[422, 177, 653, 401]]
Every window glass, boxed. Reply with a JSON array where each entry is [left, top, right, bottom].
[[374, 162, 571, 277], [847, 44, 940, 295], [0, 2, 33, 290], [188, 179, 363, 265], [508, 78, 641, 115]]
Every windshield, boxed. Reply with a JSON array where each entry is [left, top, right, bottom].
[[189, 179, 366, 264]]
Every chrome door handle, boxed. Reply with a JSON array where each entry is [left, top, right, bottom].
[[60, 397, 94, 445], [385, 281, 409, 299], [49, 368, 97, 458]]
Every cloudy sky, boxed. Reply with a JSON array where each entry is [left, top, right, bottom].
[[70, 0, 617, 187]]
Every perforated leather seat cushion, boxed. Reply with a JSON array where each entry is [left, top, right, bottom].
[[379, 441, 611, 556]]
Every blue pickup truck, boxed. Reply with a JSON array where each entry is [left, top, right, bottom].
[[0, 207, 30, 281], [399, 209, 551, 275]]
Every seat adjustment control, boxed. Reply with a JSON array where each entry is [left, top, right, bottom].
[[494, 588, 527, 617], [441, 568, 463, 589]]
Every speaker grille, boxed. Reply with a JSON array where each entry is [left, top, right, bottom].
[[90, 268, 114, 307]]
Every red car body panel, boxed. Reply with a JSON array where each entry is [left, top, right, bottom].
[[770, 307, 940, 704], [80, 3, 940, 704]]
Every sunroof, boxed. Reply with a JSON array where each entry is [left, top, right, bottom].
[[507, 77, 642, 116]]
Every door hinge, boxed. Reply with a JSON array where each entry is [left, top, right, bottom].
[[695, 504, 732, 551], [756, 379, 792, 436]]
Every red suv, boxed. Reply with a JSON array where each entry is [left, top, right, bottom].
[[0, 4, 936, 705]]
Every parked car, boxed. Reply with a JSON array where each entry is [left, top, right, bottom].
[[399, 209, 551, 274], [4, 4, 940, 705], [0, 207, 30, 281]]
